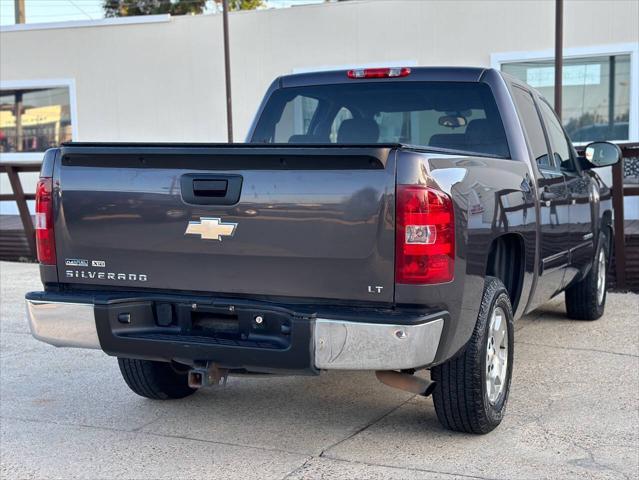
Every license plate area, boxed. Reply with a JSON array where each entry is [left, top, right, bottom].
[[107, 301, 292, 350], [191, 310, 239, 336]]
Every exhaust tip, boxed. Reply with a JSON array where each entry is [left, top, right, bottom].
[[423, 380, 437, 397], [375, 370, 436, 397]]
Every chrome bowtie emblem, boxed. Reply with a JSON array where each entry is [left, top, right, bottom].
[[185, 217, 237, 241]]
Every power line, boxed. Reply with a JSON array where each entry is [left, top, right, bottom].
[[67, 0, 94, 19]]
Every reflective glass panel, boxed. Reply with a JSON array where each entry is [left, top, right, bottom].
[[503, 55, 631, 142], [0, 87, 72, 153]]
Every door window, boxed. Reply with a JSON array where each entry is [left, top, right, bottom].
[[511, 87, 552, 169], [537, 99, 577, 172]]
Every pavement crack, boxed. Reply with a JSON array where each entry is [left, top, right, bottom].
[[280, 456, 315, 480], [0, 415, 136, 435], [526, 403, 634, 480], [318, 395, 416, 458], [129, 415, 163, 432], [141, 431, 304, 456], [514, 340, 638, 358], [317, 455, 499, 480], [0, 415, 304, 457]]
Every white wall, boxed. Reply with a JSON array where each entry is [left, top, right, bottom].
[[2, 0, 638, 143], [1, 0, 638, 214]]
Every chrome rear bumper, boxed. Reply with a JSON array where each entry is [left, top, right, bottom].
[[26, 300, 101, 349], [26, 297, 444, 370], [314, 318, 443, 370]]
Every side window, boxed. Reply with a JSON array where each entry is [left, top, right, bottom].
[[537, 100, 576, 172], [511, 87, 552, 169]]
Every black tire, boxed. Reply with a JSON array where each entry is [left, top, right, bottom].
[[118, 358, 197, 400], [565, 234, 608, 321], [431, 277, 514, 434]]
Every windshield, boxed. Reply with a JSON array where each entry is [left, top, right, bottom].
[[251, 81, 509, 158]]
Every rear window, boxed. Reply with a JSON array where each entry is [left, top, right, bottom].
[[251, 81, 509, 158]]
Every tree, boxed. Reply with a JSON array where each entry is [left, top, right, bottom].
[[104, 1, 207, 17], [213, 0, 264, 11], [104, 0, 264, 18]]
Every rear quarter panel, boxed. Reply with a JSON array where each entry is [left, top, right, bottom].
[[395, 150, 536, 364]]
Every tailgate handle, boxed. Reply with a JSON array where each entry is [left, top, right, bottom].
[[181, 174, 243, 205], [193, 179, 228, 197]]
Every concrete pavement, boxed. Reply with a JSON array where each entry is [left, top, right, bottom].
[[1, 261, 637, 479]]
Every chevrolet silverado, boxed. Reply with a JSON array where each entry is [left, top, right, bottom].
[[26, 67, 621, 433]]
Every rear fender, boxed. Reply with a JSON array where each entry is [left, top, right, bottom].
[[395, 150, 535, 365]]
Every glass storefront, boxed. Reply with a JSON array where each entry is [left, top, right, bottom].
[[0, 87, 72, 153], [502, 54, 631, 143]]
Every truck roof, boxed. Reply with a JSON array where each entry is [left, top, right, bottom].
[[279, 66, 491, 88]]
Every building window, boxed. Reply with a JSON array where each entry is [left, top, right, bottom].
[[0, 87, 72, 153], [502, 54, 631, 143]]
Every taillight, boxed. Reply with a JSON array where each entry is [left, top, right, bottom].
[[347, 67, 411, 79], [35, 177, 56, 265], [396, 185, 454, 284]]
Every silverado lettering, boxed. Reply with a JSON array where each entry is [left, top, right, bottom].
[[65, 270, 148, 282]]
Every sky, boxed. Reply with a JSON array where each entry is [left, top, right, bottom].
[[0, 0, 326, 26]]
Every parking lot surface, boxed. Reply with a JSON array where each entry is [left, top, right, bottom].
[[1, 261, 638, 479]]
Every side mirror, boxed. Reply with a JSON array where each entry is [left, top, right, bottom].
[[582, 141, 621, 169]]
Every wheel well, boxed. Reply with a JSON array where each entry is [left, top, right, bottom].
[[486, 234, 525, 313]]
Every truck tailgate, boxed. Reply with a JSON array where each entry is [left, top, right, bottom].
[[54, 145, 396, 303]]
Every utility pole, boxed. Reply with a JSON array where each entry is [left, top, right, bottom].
[[13, 0, 25, 149], [222, 0, 233, 143], [14, 0, 25, 24], [14, 92, 23, 152], [554, 0, 563, 120]]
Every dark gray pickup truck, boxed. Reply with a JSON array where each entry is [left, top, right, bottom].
[[26, 67, 621, 433]]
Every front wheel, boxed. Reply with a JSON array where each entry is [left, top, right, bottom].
[[431, 277, 514, 434], [565, 234, 608, 321]]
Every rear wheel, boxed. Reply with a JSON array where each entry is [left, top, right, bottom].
[[565, 234, 608, 320], [118, 358, 197, 400], [431, 277, 514, 434]]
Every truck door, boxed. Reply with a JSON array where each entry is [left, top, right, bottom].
[[537, 99, 596, 287], [511, 87, 571, 307]]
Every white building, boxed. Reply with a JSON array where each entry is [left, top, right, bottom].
[[1, 0, 638, 215]]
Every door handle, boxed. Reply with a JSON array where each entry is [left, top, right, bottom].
[[181, 174, 243, 205]]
